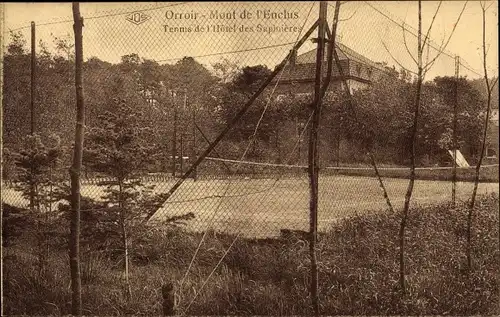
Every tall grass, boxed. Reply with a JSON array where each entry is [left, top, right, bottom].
[[3, 193, 499, 315]]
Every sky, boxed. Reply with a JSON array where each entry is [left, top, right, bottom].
[[3, 1, 498, 80]]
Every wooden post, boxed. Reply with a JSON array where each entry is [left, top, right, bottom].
[[180, 89, 186, 174], [180, 132, 184, 174], [452, 56, 459, 206], [172, 91, 177, 177], [308, 2, 327, 315], [70, 3, 84, 315], [192, 106, 197, 180], [161, 283, 175, 315], [30, 21, 36, 212], [31, 21, 36, 135]]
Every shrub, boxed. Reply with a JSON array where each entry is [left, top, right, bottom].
[[3, 194, 499, 315]]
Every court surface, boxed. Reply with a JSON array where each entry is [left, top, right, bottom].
[[3, 175, 497, 238]]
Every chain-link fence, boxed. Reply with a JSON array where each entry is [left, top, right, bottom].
[[2, 1, 499, 315]]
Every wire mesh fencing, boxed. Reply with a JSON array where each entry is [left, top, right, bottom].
[[3, 1, 498, 237], [2, 1, 499, 315]]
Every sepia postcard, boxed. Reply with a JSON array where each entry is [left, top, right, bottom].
[[1, 2, 499, 316]]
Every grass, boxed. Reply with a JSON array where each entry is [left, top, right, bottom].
[[3, 174, 499, 238], [330, 164, 499, 182], [3, 193, 499, 315]]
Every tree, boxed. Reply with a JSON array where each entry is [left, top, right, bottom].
[[330, 77, 409, 161], [83, 99, 194, 298], [84, 99, 152, 298], [35, 37, 76, 146], [375, 0, 469, 294], [216, 65, 277, 159], [212, 58, 241, 84], [3, 30, 78, 154], [70, 5, 84, 314], [325, 73, 487, 167], [3, 32, 31, 149], [168, 57, 219, 172], [434, 76, 485, 162], [466, 1, 499, 271], [12, 134, 64, 274]]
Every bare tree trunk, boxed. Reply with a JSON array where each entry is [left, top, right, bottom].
[[35, 183, 46, 277], [30, 21, 36, 211], [399, 0, 423, 295], [70, 3, 84, 315], [172, 93, 178, 177], [118, 180, 132, 299], [467, 2, 498, 271]]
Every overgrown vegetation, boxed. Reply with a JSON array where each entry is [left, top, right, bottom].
[[79, 98, 194, 298], [6, 134, 65, 276], [3, 30, 497, 170], [3, 194, 498, 315]]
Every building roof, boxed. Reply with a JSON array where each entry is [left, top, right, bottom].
[[276, 42, 388, 84], [295, 42, 386, 72]]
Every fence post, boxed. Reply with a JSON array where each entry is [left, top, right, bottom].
[[70, 3, 84, 315], [452, 55, 460, 206], [172, 91, 178, 177], [161, 282, 175, 315], [180, 89, 187, 175], [31, 21, 36, 135], [0, 4, 5, 316], [30, 21, 36, 212], [308, 1, 327, 315], [180, 132, 184, 174], [192, 106, 198, 180]]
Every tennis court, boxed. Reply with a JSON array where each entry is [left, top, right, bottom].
[[3, 174, 497, 238], [148, 175, 498, 237]]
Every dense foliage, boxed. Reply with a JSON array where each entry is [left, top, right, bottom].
[[3, 31, 496, 171]]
